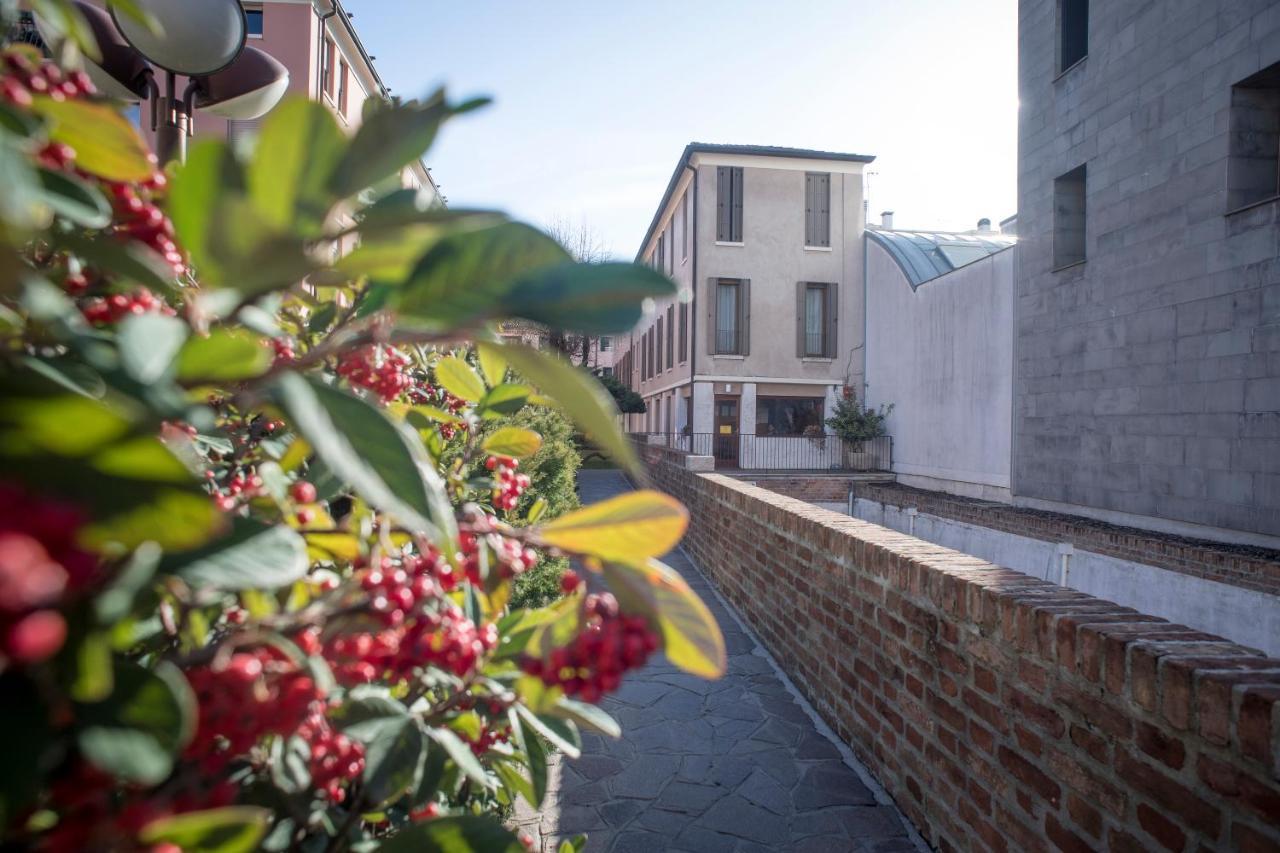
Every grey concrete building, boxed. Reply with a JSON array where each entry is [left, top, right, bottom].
[[1016, 0, 1280, 543]]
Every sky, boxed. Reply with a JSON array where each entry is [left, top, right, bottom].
[[345, 0, 1018, 259]]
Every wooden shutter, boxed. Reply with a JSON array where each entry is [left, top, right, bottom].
[[730, 167, 744, 241], [706, 278, 718, 354], [796, 281, 807, 356], [666, 306, 675, 368], [825, 283, 839, 357], [716, 168, 730, 241], [804, 175, 815, 247], [819, 172, 829, 245], [739, 278, 751, 355]]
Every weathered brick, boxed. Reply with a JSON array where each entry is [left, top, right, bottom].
[[1046, 747, 1126, 817], [1196, 754, 1280, 823], [1005, 685, 1067, 738], [1135, 720, 1187, 770], [1116, 750, 1221, 838], [998, 746, 1060, 807], [1066, 792, 1103, 839], [1044, 812, 1093, 853], [1137, 803, 1187, 852]]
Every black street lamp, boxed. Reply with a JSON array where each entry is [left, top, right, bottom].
[[39, 1, 289, 164]]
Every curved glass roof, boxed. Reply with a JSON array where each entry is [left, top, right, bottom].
[[867, 228, 1015, 289]]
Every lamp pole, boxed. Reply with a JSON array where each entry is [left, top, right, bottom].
[[154, 70, 189, 165]]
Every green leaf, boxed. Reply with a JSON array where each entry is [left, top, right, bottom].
[[397, 223, 570, 326], [139, 806, 271, 853], [76, 660, 195, 785], [168, 139, 243, 277], [549, 697, 621, 739], [270, 736, 311, 795], [36, 167, 111, 228], [477, 345, 507, 387], [94, 541, 161, 624], [538, 490, 686, 562], [249, 98, 347, 236], [162, 518, 309, 591], [482, 427, 541, 459], [601, 559, 726, 679], [329, 90, 487, 198], [515, 705, 579, 759], [334, 223, 450, 283], [274, 374, 454, 541], [54, 232, 176, 292], [477, 383, 530, 417], [502, 262, 676, 334], [31, 96, 154, 182], [483, 343, 639, 475], [434, 355, 486, 403], [175, 329, 272, 382], [363, 717, 425, 808], [204, 196, 316, 295], [307, 301, 338, 333], [331, 685, 410, 742], [426, 728, 491, 789], [118, 313, 188, 385], [508, 710, 547, 808], [375, 816, 523, 853]]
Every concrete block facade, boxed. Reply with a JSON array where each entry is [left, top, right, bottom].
[[1016, 0, 1280, 540]]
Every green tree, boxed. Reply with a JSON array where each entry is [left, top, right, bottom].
[[826, 390, 894, 443]]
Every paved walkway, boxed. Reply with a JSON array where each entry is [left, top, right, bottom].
[[512, 471, 917, 853]]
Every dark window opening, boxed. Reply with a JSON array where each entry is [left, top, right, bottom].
[[245, 8, 264, 36], [1054, 164, 1087, 269], [714, 279, 744, 354], [1058, 0, 1088, 73], [756, 397, 824, 436], [1228, 62, 1280, 211]]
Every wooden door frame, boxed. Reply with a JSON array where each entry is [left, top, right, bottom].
[[712, 394, 740, 469]]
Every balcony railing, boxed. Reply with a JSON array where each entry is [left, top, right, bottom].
[[630, 432, 892, 472]]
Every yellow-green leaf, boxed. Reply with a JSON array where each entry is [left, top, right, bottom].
[[537, 490, 686, 561], [435, 355, 485, 402], [478, 345, 507, 386], [31, 97, 154, 182], [482, 427, 541, 459], [601, 559, 725, 679]]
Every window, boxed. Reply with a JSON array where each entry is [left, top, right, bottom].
[[600, 367, 613, 377], [1058, 0, 1087, 73], [338, 59, 349, 115], [244, 7, 264, 37], [655, 317, 664, 374], [678, 303, 688, 363], [716, 166, 743, 242], [682, 191, 689, 259], [322, 39, 336, 97], [1053, 165, 1087, 268], [796, 282, 837, 357], [711, 278, 749, 355], [667, 225, 674, 274], [599, 336, 612, 352], [756, 398, 824, 436], [666, 305, 675, 369], [1228, 62, 1280, 211], [804, 172, 830, 247], [657, 234, 665, 272]]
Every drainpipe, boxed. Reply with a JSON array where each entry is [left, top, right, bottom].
[[847, 486, 855, 517], [316, 0, 338, 99], [1056, 542, 1074, 586], [686, 162, 698, 431], [906, 506, 918, 537]]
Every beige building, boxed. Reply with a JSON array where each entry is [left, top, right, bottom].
[[616, 144, 874, 465]]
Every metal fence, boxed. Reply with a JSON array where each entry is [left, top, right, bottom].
[[630, 432, 892, 472]]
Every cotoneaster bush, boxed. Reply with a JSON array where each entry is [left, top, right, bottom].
[[0, 18, 724, 853]]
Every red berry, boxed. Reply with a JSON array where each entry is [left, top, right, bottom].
[[290, 481, 317, 503], [4, 610, 67, 663], [560, 569, 581, 595]]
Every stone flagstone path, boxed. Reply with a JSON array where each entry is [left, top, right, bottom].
[[512, 471, 919, 852]]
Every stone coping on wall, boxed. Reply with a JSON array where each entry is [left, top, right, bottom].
[[636, 443, 1280, 852], [849, 482, 1280, 599]]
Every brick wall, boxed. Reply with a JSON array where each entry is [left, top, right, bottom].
[[851, 483, 1280, 598], [737, 476, 866, 504], [640, 447, 1280, 852]]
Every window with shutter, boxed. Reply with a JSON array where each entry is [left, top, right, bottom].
[[716, 166, 744, 242], [656, 317, 663, 374], [796, 282, 836, 357], [714, 280, 739, 354], [682, 191, 689, 259], [805, 173, 830, 247], [666, 306, 675, 368], [678, 304, 688, 363]]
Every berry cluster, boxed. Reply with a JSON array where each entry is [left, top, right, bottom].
[[485, 456, 531, 512], [337, 344, 413, 404], [0, 483, 96, 666], [520, 592, 658, 702], [269, 337, 296, 366], [1, 50, 92, 107], [359, 555, 442, 627], [107, 177, 184, 278], [455, 510, 539, 583], [209, 467, 267, 513], [80, 287, 175, 326], [297, 709, 365, 804], [183, 650, 324, 773], [395, 605, 498, 678]]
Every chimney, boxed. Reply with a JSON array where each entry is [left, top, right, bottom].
[[977, 217, 993, 233], [880, 210, 894, 229]]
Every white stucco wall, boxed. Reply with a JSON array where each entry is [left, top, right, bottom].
[[864, 241, 1014, 500], [851, 497, 1280, 657]]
